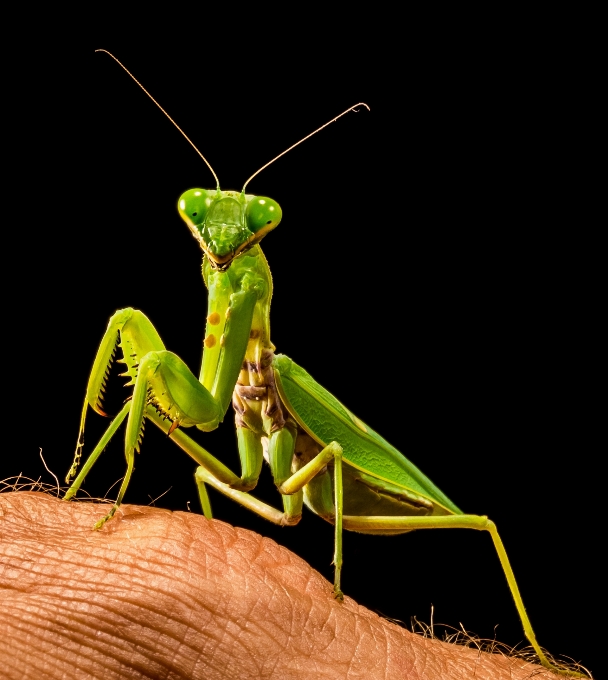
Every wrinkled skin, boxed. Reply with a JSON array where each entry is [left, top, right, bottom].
[[0, 493, 565, 680]]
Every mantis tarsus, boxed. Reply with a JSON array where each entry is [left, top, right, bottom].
[[64, 50, 586, 678]]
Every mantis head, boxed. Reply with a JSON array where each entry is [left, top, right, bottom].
[[178, 189, 282, 271]]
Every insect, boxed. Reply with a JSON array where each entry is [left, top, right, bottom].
[[64, 51, 585, 678]]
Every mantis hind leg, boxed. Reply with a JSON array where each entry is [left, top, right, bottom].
[[339, 514, 585, 678]]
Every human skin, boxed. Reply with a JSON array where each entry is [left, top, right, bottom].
[[0, 492, 570, 680]]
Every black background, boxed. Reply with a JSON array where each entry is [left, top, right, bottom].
[[3, 27, 600, 678]]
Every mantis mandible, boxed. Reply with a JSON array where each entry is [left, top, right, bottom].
[[64, 50, 585, 678]]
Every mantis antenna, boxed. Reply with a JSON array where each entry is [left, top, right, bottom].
[[95, 49, 221, 190], [96, 50, 369, 194], [241, 102, 370, 193]]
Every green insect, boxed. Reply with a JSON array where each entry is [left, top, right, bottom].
[[65, 51, 584, 678]]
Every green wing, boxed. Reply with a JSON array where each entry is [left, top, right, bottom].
[[273, 354, 461, 514]]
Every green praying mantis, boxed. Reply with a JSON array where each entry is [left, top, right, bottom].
[[64, 51, 585, 678]]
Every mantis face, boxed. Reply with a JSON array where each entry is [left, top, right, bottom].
[[178, 189, 282, 270]]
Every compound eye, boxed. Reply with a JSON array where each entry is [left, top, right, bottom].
[[246, 196, 282, 234], [178, 189, 212, 231]]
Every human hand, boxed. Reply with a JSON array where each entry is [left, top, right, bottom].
[[0, 492, 571, 679]]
